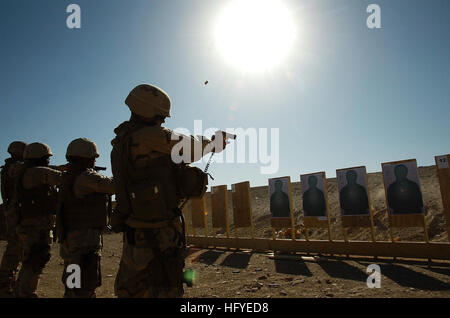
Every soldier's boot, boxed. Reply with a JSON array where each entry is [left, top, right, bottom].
[[15, 241, 50, 298], [64, 288, 96, 298], [0, 236, 21, 297], [0, 247, 20, 298], [15, 266, 40, 298], [155, 287, 183, 298], [0, 272, 15, 297]]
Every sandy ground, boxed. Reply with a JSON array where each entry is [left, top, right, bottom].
[[0, 232, 448, 298]]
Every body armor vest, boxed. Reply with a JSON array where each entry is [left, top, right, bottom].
[[16, 164, 58, 221], [111, 121, 181, 224], [60, 166, 108, 231]]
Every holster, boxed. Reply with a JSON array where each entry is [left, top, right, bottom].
[[173, 208, 186, 249]]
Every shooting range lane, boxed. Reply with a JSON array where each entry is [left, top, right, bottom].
[[185, 156, 450, 261]]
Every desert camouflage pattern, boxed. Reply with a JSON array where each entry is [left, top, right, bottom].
[[15, 216, 53, 298], [0, 203, 21, 297], [73, 169, 115, 198], [59, 169, 114, 298], [23, 142, 53, 160], [125, 84, 172, 118], [114, 219, 185, 298], [60, 229, 102, 298], [66, 138, 100, 159], [7, 141, 27, 158], [113, 120, 213, 298], [0, 159, 22, 297], [21, 166, 62, 190], [0, 207, 6, 241], [112, 123, 212, 229], [130, 125, 211, 165], [14, 166, 61, 298]]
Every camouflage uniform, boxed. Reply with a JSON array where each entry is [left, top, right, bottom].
[[14, 143, 62, 298], [59, 167, 114, 298], [112, 84, 216, 298], [0, 158, 22, 296]]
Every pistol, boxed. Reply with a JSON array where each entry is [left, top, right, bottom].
[[212, 131, 237, 142]]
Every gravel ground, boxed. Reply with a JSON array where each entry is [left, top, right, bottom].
[[1, 233, 448, 298]]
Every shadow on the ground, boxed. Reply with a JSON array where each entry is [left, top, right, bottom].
[[378, 264, 450, 291], [342, 256, 450, 267], [274, 260, 313, 276], [220, 252, 252, 269], [355, 260, 450, 291], [194, 250, 223, 265], [317, 260, 367, 282], [421, 266, 450, 277]]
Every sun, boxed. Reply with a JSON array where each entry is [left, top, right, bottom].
[[215, 0, 296, 73]]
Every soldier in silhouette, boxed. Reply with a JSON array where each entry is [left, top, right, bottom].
[[339, 170, 369, 215], [387, 164, 424, 215], [302, 175, 327, 217], [270, 180, 291, 218]]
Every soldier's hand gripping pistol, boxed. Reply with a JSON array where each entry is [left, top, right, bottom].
[[211, 131, 237, 152]]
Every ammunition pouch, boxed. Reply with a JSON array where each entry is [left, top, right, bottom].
[[59, 166, 108, 233], [128, 180, 168, 222], [17, 186, 58, 221], [112, 121, 208, 226], [176, 165, 208, 199]]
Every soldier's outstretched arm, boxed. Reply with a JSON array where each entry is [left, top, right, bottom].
[[74, 171, 115, 197], [49, 164, 70, 172], [22, 167, 63, 189], [169, 130, 215, 162], [134, 126, 212, 163]]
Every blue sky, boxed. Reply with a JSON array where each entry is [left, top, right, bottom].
[[0, 0, 449, 193]]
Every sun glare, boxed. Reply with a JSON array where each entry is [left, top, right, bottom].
[[215, 0, 296, 73]]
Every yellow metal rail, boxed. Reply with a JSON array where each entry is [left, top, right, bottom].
[[187, 236, 450, 260]]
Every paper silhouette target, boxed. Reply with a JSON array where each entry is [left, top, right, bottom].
[[337, 167, 370, 216], [268, 177, 292, 218], [300, 172, 328, 218], [382, 159, 425, 215]]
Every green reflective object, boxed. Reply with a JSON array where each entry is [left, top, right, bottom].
[[183, 269, 195, 287]]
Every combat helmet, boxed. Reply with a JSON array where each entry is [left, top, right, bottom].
[[125, 84, 171, 118], [66, 138, 99, 159], [23, 142, 53, 160], [7, 141, 27, 158]]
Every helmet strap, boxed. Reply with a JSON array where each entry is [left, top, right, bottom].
[[67, 156, 95, 169], [27, 156, 50, 167], [130, 113, 161, 126]]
